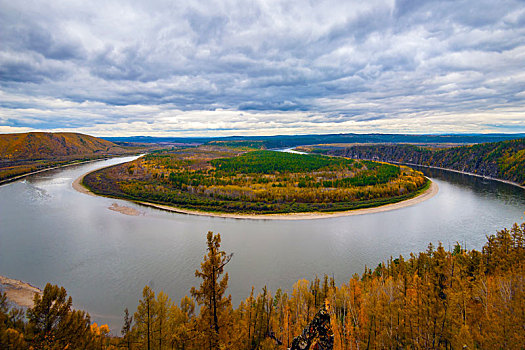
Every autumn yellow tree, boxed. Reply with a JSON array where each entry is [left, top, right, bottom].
[[134, 285, 156, 350], [190, 231, 233, 350]]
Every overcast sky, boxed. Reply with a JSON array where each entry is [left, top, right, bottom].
[[1, 0, 524, 137]]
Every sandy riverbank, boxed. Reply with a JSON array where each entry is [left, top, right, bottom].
[[137, 181, 438, 220], [0, 275, 42, 308], [73, 176, 143, 216], [72, 174, 96, 196], [73, 167, 438, 220]]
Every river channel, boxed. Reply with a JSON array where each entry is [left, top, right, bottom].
[[0, 156, 524, 331]]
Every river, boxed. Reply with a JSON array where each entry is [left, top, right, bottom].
[[0, 156, 524, 332]]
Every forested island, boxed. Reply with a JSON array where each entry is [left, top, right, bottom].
[[1, 222, 524, 349], [82, 146, 429, 215], [301, 138, 525, 187]]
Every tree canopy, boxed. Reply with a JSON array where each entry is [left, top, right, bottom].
[[1, 223, 523, 349]]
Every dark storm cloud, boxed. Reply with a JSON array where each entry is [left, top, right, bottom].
[[0, 0, 524, 136], [238, 100, 306, 112], [25, 29, 83, 61]]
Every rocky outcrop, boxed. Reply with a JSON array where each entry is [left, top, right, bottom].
[[291, 304, 333, 350]]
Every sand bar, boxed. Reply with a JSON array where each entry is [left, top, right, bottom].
[[73, 175, 143, 216], [0, 275, 42, 309], [109, 202, 142, 216]]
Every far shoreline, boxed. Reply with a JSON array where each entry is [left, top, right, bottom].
[[0, 153, 145, 187], [0, 158, 105, 186], [387, 161, 525, 190], [73, 167, 439, 220]]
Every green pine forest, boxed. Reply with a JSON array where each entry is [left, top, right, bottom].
[[305, 138, 525, 186], [1, 222, 524, 349], [82, 147, 428, 214]]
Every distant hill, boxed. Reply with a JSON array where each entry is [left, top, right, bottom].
[[0, 132, 151, 183], [104, 133, 525, 148], [0, 132, 125, 160], [313, 138, 525, 186]]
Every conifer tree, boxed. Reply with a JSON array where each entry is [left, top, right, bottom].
[[27, 283, 94, 349], [0, 292, 10, 348], [190, 231, 233, 350], [121, 307, 133, 349], [155, 291, 172, 349], [134, 285, 156, 350], [168, 296, 196, 349]]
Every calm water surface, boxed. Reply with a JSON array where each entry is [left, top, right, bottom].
[[1, 157, 524, 331]]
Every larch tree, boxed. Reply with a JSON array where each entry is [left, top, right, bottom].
[[168, 295, 196, 349], [121, 307, 133, 349], [134, 285, 156, 350], [154, 290, 173, 349], [190, 231, 233, 350]]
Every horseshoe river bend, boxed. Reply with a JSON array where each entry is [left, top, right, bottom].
[[1, 156, 524, 331]]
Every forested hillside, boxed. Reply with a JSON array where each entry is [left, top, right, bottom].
[[0, 132, 125, 160], [83, 147, 428, 214], [309, 138, 525, 186], [0, 132, 148, 182], [1, 222, 524, 349]]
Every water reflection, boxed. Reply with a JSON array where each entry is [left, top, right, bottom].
[[0, 157, 524, 332]]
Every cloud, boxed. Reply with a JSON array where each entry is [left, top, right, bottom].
[[0, 0, 524, 136]]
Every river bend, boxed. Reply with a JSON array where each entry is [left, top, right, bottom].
[[0, 157, 523, 331]]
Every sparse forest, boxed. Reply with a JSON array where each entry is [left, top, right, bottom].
[[1, 222, 524, 349], [83, 147, 428, 214]]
